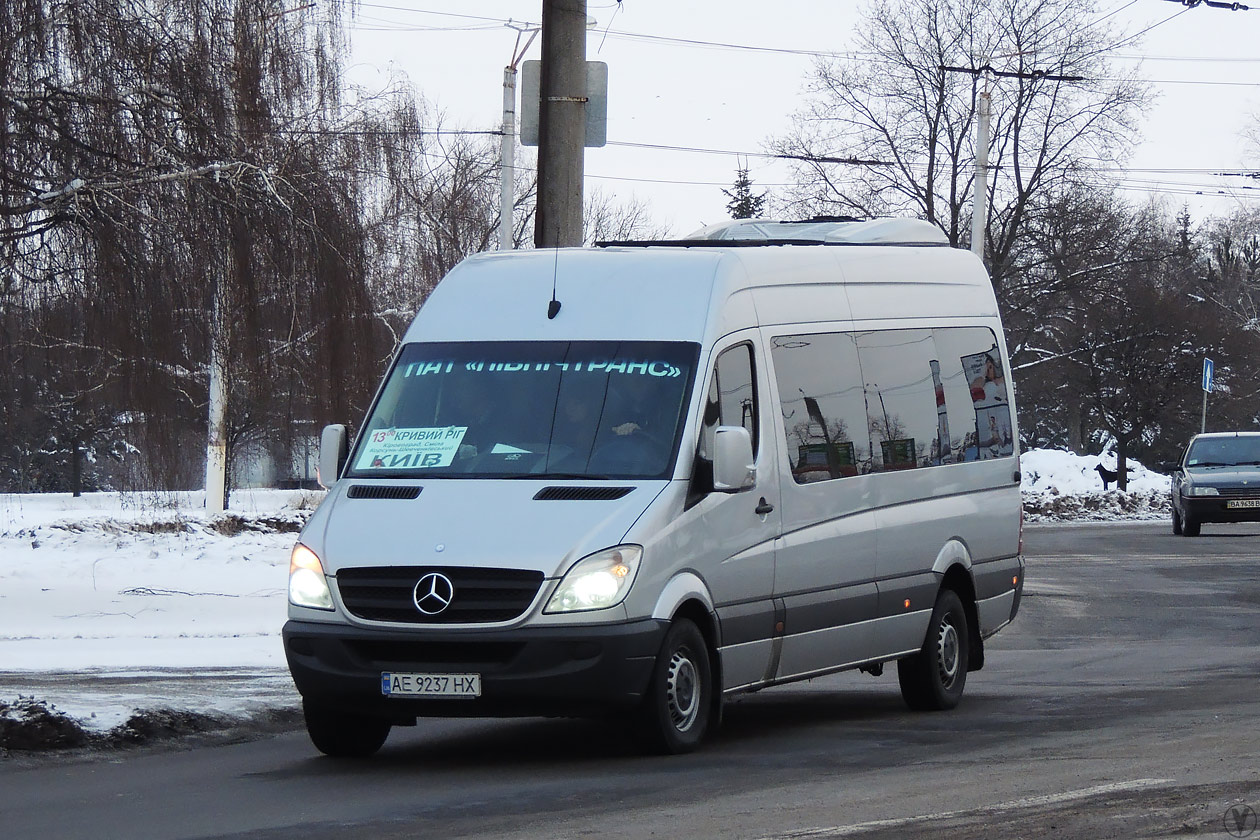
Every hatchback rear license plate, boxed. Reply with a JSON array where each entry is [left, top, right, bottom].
[[381, 672, 481, 698], [1226, 499, 1260, 509]]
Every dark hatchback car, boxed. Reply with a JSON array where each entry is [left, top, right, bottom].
[[1167, 431, 1260, 536]]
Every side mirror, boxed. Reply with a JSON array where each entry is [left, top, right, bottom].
[[712, 425, 756, 492], [1158, 461, 1181, 474], [319, 424, 348, 489]]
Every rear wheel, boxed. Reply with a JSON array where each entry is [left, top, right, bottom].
[[303, 702, 391, 758], [638, 619, 713, 754], [898, 589, 969, 711]]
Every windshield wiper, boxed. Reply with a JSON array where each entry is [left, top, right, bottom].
[[1192, 461, 1231, 467], [531, 472, 613, 480]]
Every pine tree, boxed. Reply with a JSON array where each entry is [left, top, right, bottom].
[[723, 163, 768, 219]]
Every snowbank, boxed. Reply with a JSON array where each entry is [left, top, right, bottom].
[[0, 450, 1173, 752], [1020, 449, 1170, 522]]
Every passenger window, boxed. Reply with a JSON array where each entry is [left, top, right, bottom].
[[698, 343, 759, 458], [770, 326, 1015, 485], [931, 328, 1014, 461], [771, 333, 870, 483], [854, 329, 940, 471]]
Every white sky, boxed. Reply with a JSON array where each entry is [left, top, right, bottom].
[[345, 0, 1260, 236]]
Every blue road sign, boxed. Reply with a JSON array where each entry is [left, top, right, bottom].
[[1203, 358, 1214, 393]]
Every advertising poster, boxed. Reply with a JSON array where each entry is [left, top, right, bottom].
[[961, 345, 1013, 461], [797, 441, 858, 478], [962, 347, 1008, 407], [880, 438, 917, 470], [975, 407, 1014, 459]]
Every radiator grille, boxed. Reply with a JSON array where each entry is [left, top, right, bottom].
[[336, 566, 544, 624], [1213, 486, 1260, 500]]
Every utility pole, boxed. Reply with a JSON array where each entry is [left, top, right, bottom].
[[500, 25, 538, 250], [940, 62, 1083, 268], [534, 0, 587, 248], [971, 87, 990, 262]]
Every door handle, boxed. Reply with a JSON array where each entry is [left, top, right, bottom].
[[754, 497, 775, 515]]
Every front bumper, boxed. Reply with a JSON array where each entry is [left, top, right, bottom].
[[283, 618, 667, 723], [1181, 496, 1260, 524]]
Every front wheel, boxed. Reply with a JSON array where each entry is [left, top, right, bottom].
[[303, 702, 391, 758], [1172, 503, 1183, 535], [898, 589, 969, 711], [637, 619, 713, 754], [1182, 512, 1201, 537]]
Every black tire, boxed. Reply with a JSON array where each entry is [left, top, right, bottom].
[[1172, 503, 1183, 535], [638, 619, 713, 754], [898, 589, 969, 711], [1182, 513, 1201, 537], [303, 702, 391, 758]]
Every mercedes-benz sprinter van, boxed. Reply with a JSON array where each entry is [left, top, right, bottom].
[[283, 218, 1025, 756]]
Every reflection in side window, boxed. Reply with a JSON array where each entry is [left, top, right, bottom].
[[771, 327, 1015, 486], [699, 344, 759, 458], [771, 333, 868, 483], [855, 329, 937, 472], [932, 328, 1013, 461]]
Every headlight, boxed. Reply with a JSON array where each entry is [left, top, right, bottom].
[[1189, 486, 1220, 496], [289, 543, 334, 610], [545, 545, 642, 614]]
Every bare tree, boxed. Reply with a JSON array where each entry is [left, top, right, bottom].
[[0, 0, 393, 491], [584, 188, 671, 243], [772, 0, 1150, 298]]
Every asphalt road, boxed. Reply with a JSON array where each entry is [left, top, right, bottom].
[[2, 519, 1258, 840]]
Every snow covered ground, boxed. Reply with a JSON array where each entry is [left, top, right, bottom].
[[0, 450, 1171, 751]]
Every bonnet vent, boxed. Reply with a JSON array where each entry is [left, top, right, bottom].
[[347, 485, 422, 500], [533, 486, 635, 501]]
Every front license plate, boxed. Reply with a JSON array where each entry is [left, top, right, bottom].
[[381, 672, 481, 698], [1226, 499, 1260, 509]]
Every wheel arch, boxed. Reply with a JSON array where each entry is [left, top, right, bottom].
[[939, 561, 984, 673], [650, 573, 722, 726]]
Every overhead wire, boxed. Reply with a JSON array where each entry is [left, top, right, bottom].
[[340, 4, 1258, 202]]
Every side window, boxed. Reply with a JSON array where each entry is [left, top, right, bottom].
[[771, 332, 870, 484], [931, 327, 1014, 461], [771, 326, 1015, 486], [698, 343, 759, 459], [853, 329, 940, 471]]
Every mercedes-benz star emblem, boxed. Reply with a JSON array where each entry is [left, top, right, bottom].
[[412, 572, 455, 615]]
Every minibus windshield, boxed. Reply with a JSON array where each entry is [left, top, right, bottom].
[[346, 341, 700, 480]]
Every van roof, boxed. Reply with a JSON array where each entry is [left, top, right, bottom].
[[599, 217, 950, 248], [404, 232, 995, 345]]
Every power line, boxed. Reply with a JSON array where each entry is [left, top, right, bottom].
[[607, 140, 890, 167], [1160, 0, 1252, 10], [939, 64, 1086, 82]]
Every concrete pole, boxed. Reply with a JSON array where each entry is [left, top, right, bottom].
[[971, 88, 991, 263], [534, 0, 587, 248], [499, 66, 517, 250], [205, 266, 228, 513]]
